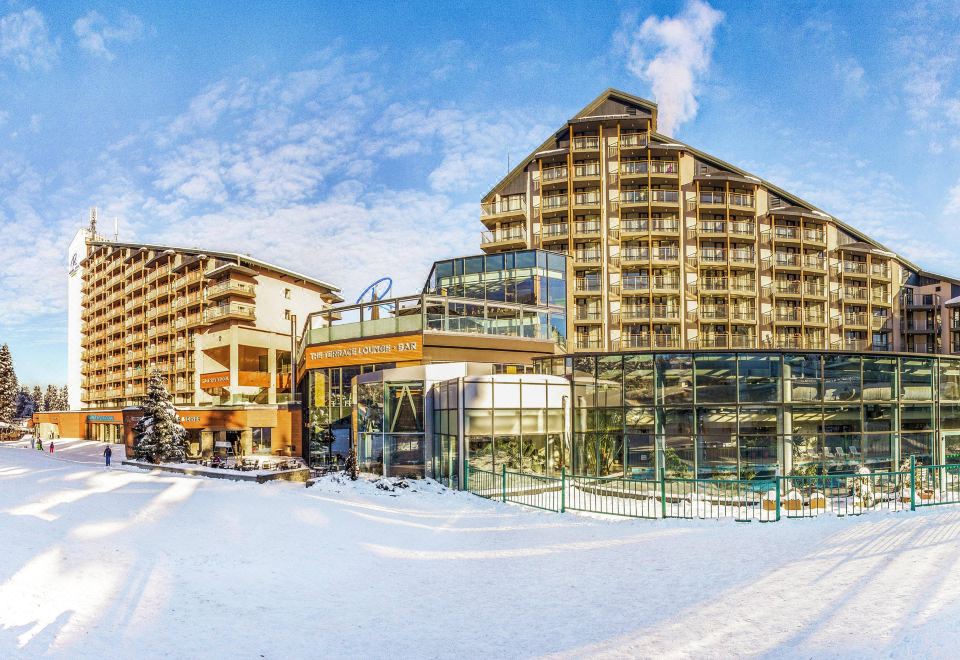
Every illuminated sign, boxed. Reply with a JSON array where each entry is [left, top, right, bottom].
[[302, 335, 423, 369], [200, 371, 230, 389], [87, 414, 117, 422]]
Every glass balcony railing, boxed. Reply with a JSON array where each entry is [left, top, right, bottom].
[[573, 136, 600, 151], [481, 197, 526, 217]]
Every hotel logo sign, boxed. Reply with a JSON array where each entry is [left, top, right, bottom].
[[302, 335, 423, 369], [200, 371, 230, 390]]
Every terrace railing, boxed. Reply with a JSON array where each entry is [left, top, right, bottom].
[[464, 456, 960, 523]]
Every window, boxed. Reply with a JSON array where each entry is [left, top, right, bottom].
[[252, 428, 272, 454], [284, 309, 291, 320], [284, 288, 291, 299]]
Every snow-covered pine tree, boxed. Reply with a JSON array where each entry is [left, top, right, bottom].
[[133, 370, 187, 464], [44, 384, 58, 413], [15, 386, 33, 418], [31, 385, 43, 413], [0, 344, 18, 423], [59, 385, 69, 411], [344, 443, 359, 481]]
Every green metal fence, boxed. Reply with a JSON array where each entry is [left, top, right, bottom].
[[464, 458, 960, 522], [915, 462, 960, 507]]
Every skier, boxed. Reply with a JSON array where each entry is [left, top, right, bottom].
[[36, 438, 43, 451], [103, 445, 112, 468], [49, 441, 55, 454]]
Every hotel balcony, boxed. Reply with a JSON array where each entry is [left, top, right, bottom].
[[839, 261, 869, 277], [574, 337, 603, 350], [480, 228, 527, 250], [540, 165, 568, 187], [843, 312, 869, 329], [699, 191, 755, 210], [538, 223, 569, 244], [870, 263, 891, 280], [696, 220, 756, 238], [651, 247, 680, 264], [619, 220, 649, 237], [203, 302, 255, 323], [652, 276, 681, 293], [693, 334, 755, 350], [619, 160, 679, 180], [574, 278, 603, 295], [697, 305, 728, 321], [698, 276, 728, 294], [618, 189, 680, 209], [206, 280, 257, 300], [902, 320, 939, 334], [574, 308, 603, 323], [618, 133, 647, 151], [620, 276, 650, 294], [572, 162, 601, 181], [834, 286, 869, 304], [619, 248, 649, 266], [572, 136, 600, 153], [573, 190, 602, 210], [903, 293, 940, 309], [618, 306, 652, 322], [573, 221, 602, 238], [573, 251, 604, 268], [649, 218, 681, 236], [802, 228, 827, 246], [481, 196, 526, 226], [539, 194, 569, 216], [650, 305, 681, 321], [730, 308, 757, 323]]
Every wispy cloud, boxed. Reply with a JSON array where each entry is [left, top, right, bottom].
[[0, 7, 59, 71], [72, 10, 144, 60], [834, 58, 867, 98], [615, 0, 724, 135]]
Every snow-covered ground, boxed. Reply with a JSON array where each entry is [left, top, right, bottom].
[[2, 442, 960, 659]]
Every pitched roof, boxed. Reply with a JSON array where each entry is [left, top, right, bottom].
[[480, 87, 924, 273]]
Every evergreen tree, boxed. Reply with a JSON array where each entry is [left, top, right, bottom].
[[59, 385, 69, 411], [133, 371, 187, 464], [0, 344, 18, 423], [344, 444, 359, 481], [31, 385, 43, 413], [15, 386, 33, 418], [44, 384, 58, 412]]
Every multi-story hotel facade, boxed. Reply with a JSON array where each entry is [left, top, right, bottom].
[[479, 89, 960, 356], [44, 213, 342, 456]]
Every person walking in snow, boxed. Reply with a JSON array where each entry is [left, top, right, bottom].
[[103, 445, 112, 468], [36, 438, 43, 451], [49, 441, 54, 454]]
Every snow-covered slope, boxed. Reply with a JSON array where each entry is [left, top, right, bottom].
[[2, 443, 960, 659]]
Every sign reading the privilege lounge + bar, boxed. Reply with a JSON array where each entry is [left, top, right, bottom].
[[302, 335, 422, 369]]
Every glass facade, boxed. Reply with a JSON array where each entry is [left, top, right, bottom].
[[538, 351, 960, 480], [423, 250, 568, 346], [356, 380, 426, 477], [432, 377, 569, 486]]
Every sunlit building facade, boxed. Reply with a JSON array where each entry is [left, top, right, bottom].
[[479, 89, 960, 356]]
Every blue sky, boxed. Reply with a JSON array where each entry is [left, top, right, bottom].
[[1, 0, 959, 385]]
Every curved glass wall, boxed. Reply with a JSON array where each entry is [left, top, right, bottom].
[[537, 351, 960, 480]]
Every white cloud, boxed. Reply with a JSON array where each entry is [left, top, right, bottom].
[[835, 58, 867, 97], [616, 0, 724, 135], [72, 10, 143, 60], [0, 7, 59, 71]]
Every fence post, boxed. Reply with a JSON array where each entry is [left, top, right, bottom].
[[464, 459, 470, 492], [501, 463, 507, 503], [910, 455, 916, 512], [659, 467, 667, 519], [561, 467, 566, 513], [775, 476, 781, 522]]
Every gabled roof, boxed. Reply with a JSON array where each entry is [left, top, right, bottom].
[[483, 88, 658, 202], [481, 88, 924, 274]]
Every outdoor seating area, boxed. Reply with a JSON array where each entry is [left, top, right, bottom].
[[191, 456, 304, 472]]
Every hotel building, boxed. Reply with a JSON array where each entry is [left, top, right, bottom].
[[478, 88, 960, 356], [45, 216, 342, 455]]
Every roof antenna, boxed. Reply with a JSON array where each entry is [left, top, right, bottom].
[[113, 216, 119, 241], [507, 152, 511, 174], [88, 207, 98, 239]]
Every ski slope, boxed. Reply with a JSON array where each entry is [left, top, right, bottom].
[[2, 441, 960, 659]]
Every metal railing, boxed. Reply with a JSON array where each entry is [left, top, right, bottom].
[[465, 458, 960, 523]]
